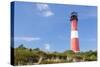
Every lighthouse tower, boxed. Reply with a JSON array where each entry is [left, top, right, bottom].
[[70, 12, 80, 53]]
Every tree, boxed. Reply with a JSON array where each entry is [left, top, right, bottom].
[[63, 50, 75, 62], [33, 48, 40, 51], [29, 48, 32, 52], [18, 44, 26, 49], [64, 50, 75, 57], [90, 55, 97, 61]]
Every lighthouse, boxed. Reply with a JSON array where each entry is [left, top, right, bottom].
[[70, 12, 80, 53]]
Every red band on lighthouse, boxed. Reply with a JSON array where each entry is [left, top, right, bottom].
[[70, 12, 80, 53], [71, 20, 78, 30], [71, 38, 79, 53]]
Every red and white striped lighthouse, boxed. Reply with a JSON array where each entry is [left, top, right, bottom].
[[70, 12, 80, 53]]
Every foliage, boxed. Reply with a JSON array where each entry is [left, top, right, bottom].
[[14, 44, 97, 65]]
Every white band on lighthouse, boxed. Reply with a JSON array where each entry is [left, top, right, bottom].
[[71, 30, 78, 39]]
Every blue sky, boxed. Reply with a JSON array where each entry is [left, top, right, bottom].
[[13, 1, 97, 52]]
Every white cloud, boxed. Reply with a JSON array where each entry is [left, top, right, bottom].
[[14, 37, 40, 42], [43, 11, 54, 17], [36, 4, 54, 17], [36, 4, 49, 11], [44, 43, 50, 51]]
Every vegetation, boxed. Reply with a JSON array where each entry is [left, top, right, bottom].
[[13, 44, 97, 66]]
